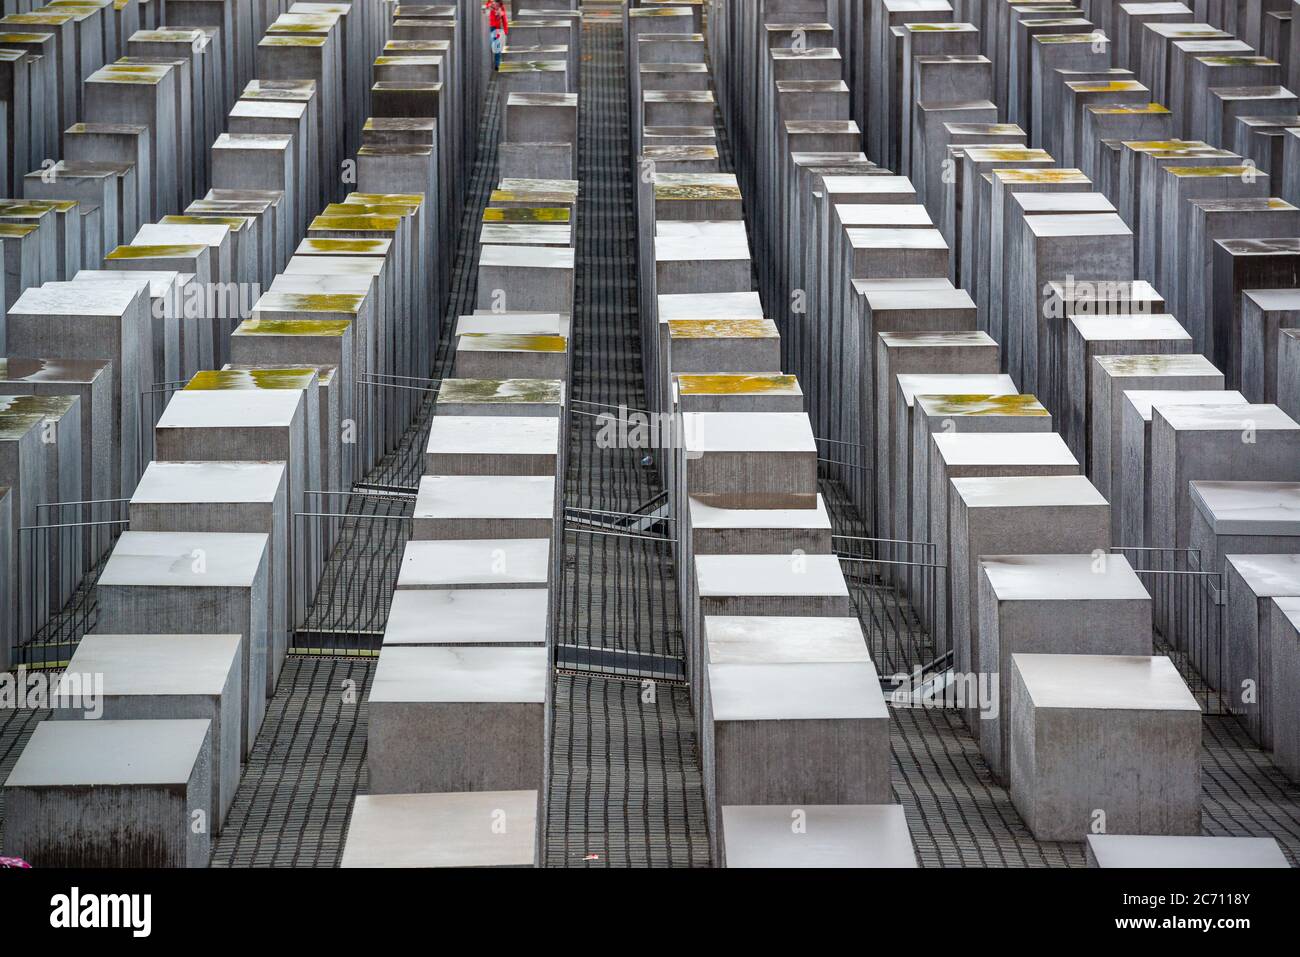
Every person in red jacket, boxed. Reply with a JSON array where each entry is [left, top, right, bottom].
[[487, 0, 509, 71]]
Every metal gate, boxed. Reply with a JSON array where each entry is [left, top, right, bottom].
[[1114, 545, 1232, 718], [835, 532, 947, 681], [289, 489, 413, 656], [350, 372, 440, 494], [16, 497, 129, 666], [554, 401, 685, 681]]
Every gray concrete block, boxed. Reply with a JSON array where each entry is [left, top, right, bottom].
[[366, 646, 548, 794], [1009, 653, 1201, 841], [3, 718, 213, 866]]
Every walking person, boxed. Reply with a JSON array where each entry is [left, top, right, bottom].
[[487, 0, 509, 71]]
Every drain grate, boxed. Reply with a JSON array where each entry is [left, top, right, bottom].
[[210, 657, 374, 868], [546, 672, 711, 867]]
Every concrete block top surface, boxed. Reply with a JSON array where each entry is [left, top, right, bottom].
[[1025, 212, 1133, 238], [643, 146, 720, 163], [426, 415, 560, 456], [903, 21, 975, 34], [1089, 104, 1172, 117], [994, 168, 1090, 187], [61, 634, 242, 698], [340, 791, 538, 868], [479, 224, 573, 247], [1154, 402, 1298, 431], [64, 123, 150, 137], [655, 221, 751, 261], [231, 100, 308, 120], [0, 395, 78, 420], [980, 553, 1151, 601], [499, 60, 566, 74], [398, 538, 550, 588], [933, 431, 1079, 467], [1208, 86, 1295, 103], [483, 208, 573, 226], [1243, 289, 1300, 311], [641, 62, 710, 74], [1086, 834, 1290, 868], [1225, 553, 1300, 596], [1275, 596, 1300, 628], [680, 412, 817, 453], [236, 318, 354, 337], [791, 152, 870, 166], [0, 414, 42, 442], [705, 615, 870, 664], [688, 494, 830, 530], [370, 646, 548, 703], [138, 222, 235, 248], [132, 461, 287, 505], [667, 319, 779, 340], [87, 63, 171, 86], [1051, 279, 1165, 308], [770, 47, 843, 60], [5, 719, 211, 787], [1068, 314, 1192, 342], [944, 123, 1024, 137], [212, 132, 294, 151], [1093, 353, 1221, 378], [286, 259, 385, 280], [100, 530, 269, 588], [0, 358, 111, 384], [837, 204, 933, 227], [722, 804, 917, 869], [952, 474, 1108, 509], [158, 389, 302, 429], [479, 244, 575, 269], [1191, 482, 1300, 536], [186, 369, 319, 392], [846, 228, 948, 250], [414, 475, 556, 520], [709, 661, 888, 721], [244, 80, 318, 101], [384, 588, 549, 646], [1124, 390, 1246, 421], [880, 330, 996, 349], [657, 290, 764, 320], [458, 334, 568, 355], [676, 374, 802, 397], [1014, 192, 1115, 214], [74, 270, 180, 299], [962, 147, 1053, 165], [695, 554, 849, 598], [654, 173, 741, 199], [861, 285, 974, 311], [436, 378, 564, 407], [643, 90, 715, 103], [916, 394, 1050, 418], [1215, 238, 1300, 257], [1011, 653, 1200, 711], [823, 175, 914, 198], [10, 282, 144, 317], [897, 373, 1019, 405]]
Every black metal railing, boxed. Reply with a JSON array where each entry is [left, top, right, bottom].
[[1114, 545, 1231, 717], [817, 434, 874, 536], [137, 379, 188, 470], [834, 533, 946, 680], [290, 490, 414, 656], [17, 498, 130, 666], [352, 372, 441, 494]]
